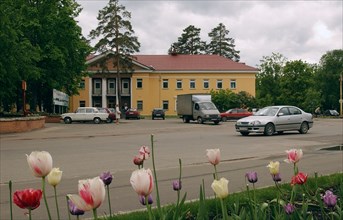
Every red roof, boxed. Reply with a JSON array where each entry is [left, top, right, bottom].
[[133, 54, 258, 72]]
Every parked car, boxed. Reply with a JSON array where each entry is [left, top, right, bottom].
[[152, 108, 165, 120], [220, 108, 253, 121], [97, 107, 116, 123], [323, 110, 339, 117], [125, 108, 140, 119], [61, 107, 109, 124], [235, 105, 313, 136]]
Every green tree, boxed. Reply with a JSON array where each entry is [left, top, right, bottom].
[[316, 49, 343, 111], [211, 89, 256, 112], [207, 23, 240, 61], [256, 53, 287, 107], [172, 25, 206, 54], [89, 0, 140, 106], [278, 60, 316, 112]]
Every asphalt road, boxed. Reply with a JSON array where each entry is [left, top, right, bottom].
[[1, 118, 342, 220]]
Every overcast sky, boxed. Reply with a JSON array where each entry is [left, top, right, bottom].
[[76, 0, 342, 67]]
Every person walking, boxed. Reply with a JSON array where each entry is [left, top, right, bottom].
[[115, 104, 121, 124]]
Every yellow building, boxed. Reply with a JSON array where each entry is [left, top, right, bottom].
[[70, 54, 258, 116]]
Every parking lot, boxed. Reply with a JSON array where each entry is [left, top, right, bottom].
[[1, 118, 342, 219]]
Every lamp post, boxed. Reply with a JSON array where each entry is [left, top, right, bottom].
[[22, 80, 27, 116], [339, 73, 343, 117]]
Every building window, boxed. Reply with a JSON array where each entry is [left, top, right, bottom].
[[217, 80, 223, 89], [230, 80, 236, 89], [107, 79, 115, 94], [93, 79, 102, 95], [137, 100, 143, 111], [203, 79, 209, 89], [122, 79, 130, 94], [176, 79, 182, 89], [79, 80, 85, 89], [162, 79, 169, 89], [79, 100, 85, 107], [190, 79, 195, 89], [137, 79, 142, 88], [163, 100, 169, 110]]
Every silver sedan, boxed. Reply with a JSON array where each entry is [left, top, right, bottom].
[[235, 106, 314, 136]]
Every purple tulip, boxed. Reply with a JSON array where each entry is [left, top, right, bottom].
[[172, 180, 182, 191], [68, 200, 85, 216], [272, 173, 282, 182], [246, 171, 258, 183], [100, 171, 113, 186], [323, 190, 337, 208], [139, 194, 153, 205], [284, 203, 295, 215]]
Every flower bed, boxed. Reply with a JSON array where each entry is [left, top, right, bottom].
[[0, 116, 45, 133]]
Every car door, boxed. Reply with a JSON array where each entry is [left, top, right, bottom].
[[275, 107, 291, 131], [288, 107, 303, 129]]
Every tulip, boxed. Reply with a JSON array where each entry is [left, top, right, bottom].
[[68, 199, 85, 216], [139, 146, 150, 160], [290, 172, 307, 186], [284, 149, 303, 164], [27, 151, 53, 178], [130, 168, 154, 196], [172, 180, 182, 191], [68, 177, 106, 212], [267, 161, 280, 175], [246, 171, 258, 184], [139, 194, 153, 205], [133, 155, 144, 166], [13, 188, 42, 210], [272, 173, 282, 182], [322, 190, 337, 208], [206, 149, 221, 166], [211, 177, 229, 199], [284, 203, 295, 214], [99, 171, 113, 186], [47, 168, 63, 187]]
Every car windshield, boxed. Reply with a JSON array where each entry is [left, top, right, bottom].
[[199, 102, 217, 110], [255, 107, 279, 116]]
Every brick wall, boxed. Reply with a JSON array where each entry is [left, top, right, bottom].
[[0, 117, 46, 134]]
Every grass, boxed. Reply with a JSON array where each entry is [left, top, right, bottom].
[[101, 173, 342, 220]]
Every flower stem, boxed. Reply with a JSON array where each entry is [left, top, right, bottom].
[[151, 134, 162, 216], [219, 198, 228, 220], [92, 208, 98, 220], [66, 196, 71, 220], [107, 185, 112, 216], [53, 186, 60, 220], [214, 165, 218, 180], [42, 177, 52, 220], [9, 181, 13, 220], [29, 209, 32, 220], [146, 196, 153, 220]]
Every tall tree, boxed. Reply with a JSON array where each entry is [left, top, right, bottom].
[[316, 49, 343, 111], [172, 25, 206, 54], [207, 23, 240, 61], [89, 0, 140, 107], [256, 53, 287, 107]]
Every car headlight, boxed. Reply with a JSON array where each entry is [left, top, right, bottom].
[[250, 120, 261, 125]]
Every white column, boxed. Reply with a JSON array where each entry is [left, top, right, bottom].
[[88, 78, 92, 107], [102, 78, 107, 107]]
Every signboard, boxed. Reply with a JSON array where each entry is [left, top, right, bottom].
[[53, 89, 69, 106]]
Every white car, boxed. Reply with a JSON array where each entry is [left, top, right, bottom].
[[61, 107, 109, 124], [235, 106, 314, 136]]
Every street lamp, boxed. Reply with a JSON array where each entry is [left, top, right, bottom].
[[339, 73, 343, 117]]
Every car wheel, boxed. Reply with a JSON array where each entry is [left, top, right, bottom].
[[93, 117, 101, 124], [222, 117, 227, 122], [106, 118, 112, 123], [240, 132, 249, 136], [197, 117, 203, 124], [64, 117, 72, 124], [214, 120, 220, 125], [264, 123, 275, 136], [299, 122, 309, 134]]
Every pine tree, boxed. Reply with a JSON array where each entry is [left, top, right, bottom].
[[207, 23, 240, 61], [172, 25, 206, 54]]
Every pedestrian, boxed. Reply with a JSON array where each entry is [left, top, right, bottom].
[[115, 104, 121, 124], [315, 107, 320, 118]]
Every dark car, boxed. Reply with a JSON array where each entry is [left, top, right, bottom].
[[323, 110, 339, 117], [220, 108, 253, 122], [125, 108, 140, 119], [97, 108, 116, 123], [152, 108, 165, 120]]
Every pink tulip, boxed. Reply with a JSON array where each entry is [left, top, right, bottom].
[[284, 149, 303, 164], [206, 149, 221, 165], [68, 177, 105, 211], [26, 151, 53, 177], [139, 146, 150, 160], [130, 168, 154, 196]]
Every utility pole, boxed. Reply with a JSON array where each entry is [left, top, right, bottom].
[[340, 73, 343, 117]]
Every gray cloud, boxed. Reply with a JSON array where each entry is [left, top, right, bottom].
[[76, 0, 342, 66]]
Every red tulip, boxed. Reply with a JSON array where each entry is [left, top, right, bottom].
[[284, 149, 303, 164], [291, 172, 308, 186], [13, 188, 42, 210]]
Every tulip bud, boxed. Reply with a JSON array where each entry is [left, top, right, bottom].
[[133, 155, 144, 166], [47, 168, 63, 186], [26, 151, 53, 178], [99, 171, 113, 186], [272, 173, 282, 182], [284, 203, 295, 215], [139, 194, 153, 205], [206, 149, 221, 166], [68, 199, 85, 216], [172, 180, 182, 191], [322, 190, 337, 208], [139, 146, 150, 160], [211, 177, 229, 199], [267, 161, 280, 175], [246, 171, 258, 183]]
